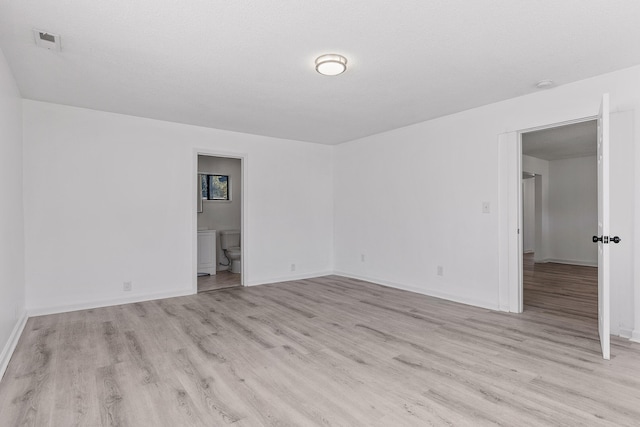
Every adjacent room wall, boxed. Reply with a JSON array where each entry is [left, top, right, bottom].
[[0, 48, 26, 377], [198, 156, 241, 232], [522, 177, 535, 253], [197, 156, 241, 270], [522, 155, 550, 262], [547, 155, 597, 266], [23, 101, 334, 314], [334, 64, 639, 336]]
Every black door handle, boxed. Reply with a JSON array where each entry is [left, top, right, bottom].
[[592, 235, 621, 244]]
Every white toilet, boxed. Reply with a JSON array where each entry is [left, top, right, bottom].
[[219, 230, 241, 274]]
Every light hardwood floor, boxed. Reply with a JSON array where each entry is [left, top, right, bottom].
[[1, 274, 639, 426], [198, 271, 241, 293]]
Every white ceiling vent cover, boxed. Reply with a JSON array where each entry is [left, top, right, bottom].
[[33, 29, 61, 51]]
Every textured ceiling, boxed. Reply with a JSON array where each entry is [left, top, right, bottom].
[[522, 120, 597, 161], [1, 1, 639, 144]]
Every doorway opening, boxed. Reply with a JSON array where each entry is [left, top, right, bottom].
[[196, 153, 244, 292], [520, 120, 598, 320], [500, 94, 614, 359]]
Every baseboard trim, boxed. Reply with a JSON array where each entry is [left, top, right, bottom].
[[540, 258, 597, 267], [26, 271, 336, 316], [631, 329, 640, 343], [333, 271, 500, 311], [0, 311, 28, 381], [244, 271, 334, 287], [27, 288, 194, 317], [618, 328, 633, 339]]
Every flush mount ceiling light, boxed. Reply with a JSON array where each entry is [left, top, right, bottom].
[[535, 79, 555, 89], [315, 54, 347, 76]]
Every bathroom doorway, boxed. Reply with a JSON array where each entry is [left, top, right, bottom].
[[195, 153, 244, 292]]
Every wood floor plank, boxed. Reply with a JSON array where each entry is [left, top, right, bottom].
[[170, 347, 246, 424], [51, 319, 99, 426]]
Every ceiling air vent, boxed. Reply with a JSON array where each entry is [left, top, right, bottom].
[[33, 29, 61, 51]]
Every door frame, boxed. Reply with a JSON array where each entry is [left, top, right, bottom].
[[499, 115, 597, 313], [192, 148, 248, 293]]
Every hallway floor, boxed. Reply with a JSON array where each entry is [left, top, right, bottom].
[[523, 253, 597, 321]]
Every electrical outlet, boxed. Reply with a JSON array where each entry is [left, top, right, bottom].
[[290, 264, 296, 272], [123, 281, 132, 292], [361, 254, 365, 262], [482, 201, 491, 213], [437, 265, 444, 276]]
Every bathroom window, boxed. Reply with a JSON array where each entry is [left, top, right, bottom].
[[204, 174, 230, 201]]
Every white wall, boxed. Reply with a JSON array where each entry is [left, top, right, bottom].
[[522, 155, 550, 261], [547, 156, 597, 266], [523, 153, 598, 266], [23, 101, 334, 314], [197, 156, 241, 269], [334, 64, 639, 337], [0, 48, 26, 377], [198, 156, 241, 232], [522, 177, 535, 253]]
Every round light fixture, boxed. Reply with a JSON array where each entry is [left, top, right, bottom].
[[535, 79, 555, 89], [315, 54, 347, 76]]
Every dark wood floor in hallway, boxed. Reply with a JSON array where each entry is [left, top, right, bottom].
[[1, 273, 639, 426], [523, 253, 598, 320]]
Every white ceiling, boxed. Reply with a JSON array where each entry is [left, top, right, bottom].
[[522, 120, 597, 161], [1, 1, 640, 145]]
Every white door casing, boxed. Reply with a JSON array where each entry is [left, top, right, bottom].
[[498, 131, 520, 312]]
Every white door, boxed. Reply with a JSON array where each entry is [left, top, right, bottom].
[[596, 93, 610, 360]]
